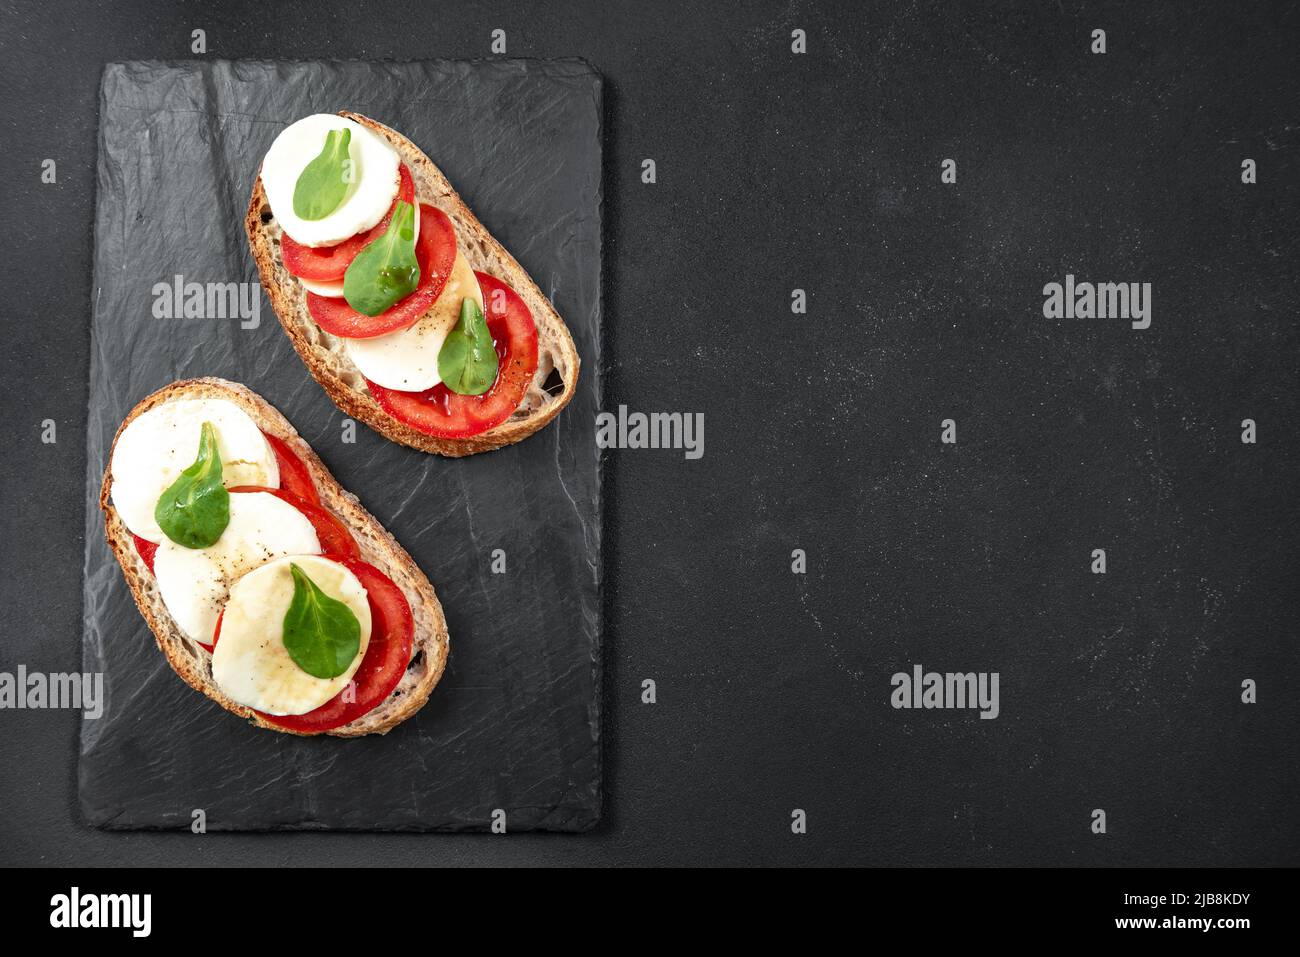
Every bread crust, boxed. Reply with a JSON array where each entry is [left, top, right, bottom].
[[246, 111, 581, 456], [100, 377, 449, 737]]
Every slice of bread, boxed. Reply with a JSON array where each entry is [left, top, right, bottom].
[[246, 111, 580, 457], [99, 377, 449, 737]]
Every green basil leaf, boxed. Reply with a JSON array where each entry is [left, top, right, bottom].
[[154, 421, 230, 549], [281, 563, 362, 680], [292, 128, 355, 221], [342, 201, 420, 316], [437, 297, 500, 396]]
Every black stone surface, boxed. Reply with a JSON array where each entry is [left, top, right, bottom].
[[79, 60, 603, 831], [0, 0, 1296, 865]]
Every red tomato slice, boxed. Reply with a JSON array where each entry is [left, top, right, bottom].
[[366, 272, 540, 439], [259, 555, 416, 734], [260, 431, 319, 505], [226, 486, 360, 561], [305, 203, 458, 339], [132, 534, 158, 573], [280, 164, 415, 281]]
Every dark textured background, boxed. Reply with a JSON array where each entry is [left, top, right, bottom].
[[1, 0, 1297, 865]]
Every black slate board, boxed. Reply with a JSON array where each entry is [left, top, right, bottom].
[[79, 59, 603, 831]]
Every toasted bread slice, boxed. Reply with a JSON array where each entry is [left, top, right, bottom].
[[99, 377, 449, 737], [246, 111, 580, 457]]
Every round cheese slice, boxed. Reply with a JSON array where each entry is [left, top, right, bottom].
[[153, 492, 321, 644], [212, 555, 372, 716], [344, 251, 484, 391], [110, 398, 280, 544], [299, 276, 345, 298], [262, 113, 400, 248]]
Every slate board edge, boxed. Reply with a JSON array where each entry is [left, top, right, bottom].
[[77, 58, 606, 834]]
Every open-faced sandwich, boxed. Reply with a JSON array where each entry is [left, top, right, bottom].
[[100, 377, 448, 736], [246, 112, 579, 456]]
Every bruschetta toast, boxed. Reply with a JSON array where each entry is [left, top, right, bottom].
[[101, 377, 448, 736], [246, 112, 579, 456]]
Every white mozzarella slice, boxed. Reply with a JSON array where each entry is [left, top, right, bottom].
[[262, 113, 400, 247], [110, 398, 280, 544], [299, 276, 345, 298], [344, 252, 483, 391], [153, 492, 321, 644], [212, 555, 371, 716]]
